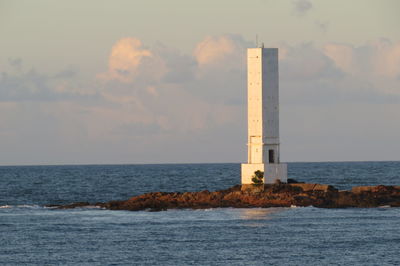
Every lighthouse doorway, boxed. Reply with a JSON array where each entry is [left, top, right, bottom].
[[268, 149, 275, 163]]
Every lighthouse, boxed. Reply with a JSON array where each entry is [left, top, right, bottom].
[[241, 46, 287, 184]]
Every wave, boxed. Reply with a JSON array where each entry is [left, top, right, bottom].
[[81, 205, 103, 209], [0, 204, 40, 209], [290, 205, 307, 208], [43, 205, 105, 210], [290, 205, 317, 209]]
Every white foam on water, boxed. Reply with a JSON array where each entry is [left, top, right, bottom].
[[290, 205, 317, 209], [0, 204, 41, 209], [82, 205, 103, 209]]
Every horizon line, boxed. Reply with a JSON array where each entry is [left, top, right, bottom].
[[0, 159, 399, 167]]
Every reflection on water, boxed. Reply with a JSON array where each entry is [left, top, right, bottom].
[[237, 207, 286, 220]]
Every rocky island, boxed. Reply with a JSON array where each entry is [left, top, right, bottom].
[[49, 182, 400, 211]]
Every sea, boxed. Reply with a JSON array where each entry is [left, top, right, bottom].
[[1, 161, 399, 265]]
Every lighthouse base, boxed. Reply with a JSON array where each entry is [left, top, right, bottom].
[[241, 163, 287, 184]]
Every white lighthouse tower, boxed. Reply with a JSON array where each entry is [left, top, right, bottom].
[[241, 46, 287, 184]]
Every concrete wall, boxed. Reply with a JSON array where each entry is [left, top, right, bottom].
[[261, 48, 280, 164], [247, 48, 263, 164], [241, 163, 265, 184], [247, 48, 280, 164], [241, 163, 287, 184], [242, 47, 286, 185], [264, 164, 287, 184]]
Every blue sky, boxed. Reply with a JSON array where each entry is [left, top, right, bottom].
[[0, 0, 399, 165]]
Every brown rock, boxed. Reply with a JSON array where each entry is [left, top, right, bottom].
[[51, 183, 400, 211], [290, 183, 317, 191], [351, 186, 375, 194]]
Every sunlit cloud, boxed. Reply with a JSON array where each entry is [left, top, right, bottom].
[[2, 35, 400, 164], [280, 43, 343, 81], [98, 38, 166, 83], [323, 43, 354, 74], [324, 39, 400, 78], [194, 35, 236, 66], [193, 35, 249, 68]]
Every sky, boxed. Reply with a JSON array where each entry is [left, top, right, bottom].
[[0, 0, 400, 165]]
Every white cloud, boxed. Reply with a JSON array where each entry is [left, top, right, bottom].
[[98, 38, 167, 83], [1, 35, 400, 164], [193, 34, 250, 69], [280, 42, 344, 81], [322, 39, 400, 97], [324, 39, 400, 79], [194, 35, 238, 66], [0, 66, 98, 102]]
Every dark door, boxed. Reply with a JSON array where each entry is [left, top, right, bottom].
[[269, 149, 275, 163]]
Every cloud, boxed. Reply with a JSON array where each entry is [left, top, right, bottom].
[[53, 67, 78, 79], [323, 43, 354, 74], [92, 36, 400, 139], [94, 36, 400, 156], [280, 43, 344, 81], [155, 44, 197, 84], [194, 35, 237, 66], [189, 34, 252, 105], [193, 34, 251, 68], [2, 35, 400, 164], [98, 35, 250, 108], [0, 67, 98, 102], [322, 39, 400, 98], [324, 39, 400, 78], [292, 0, 313, 16], [91, 36, 244, 141], [276, 40, 400, 105], [98, 38, 167, 83]]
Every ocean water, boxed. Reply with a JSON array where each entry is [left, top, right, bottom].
[[1, 162, 400, 265]]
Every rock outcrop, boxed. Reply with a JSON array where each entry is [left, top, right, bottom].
[[48, 183, 400, 211]]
